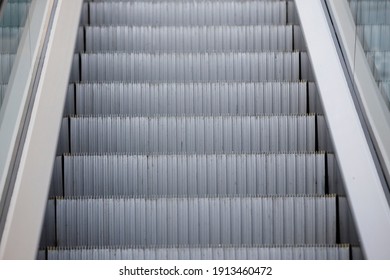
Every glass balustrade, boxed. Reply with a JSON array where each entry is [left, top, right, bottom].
[[349, 0, 390, 108], [0, 0, 54, 246], [0, 0, 31, 113], [331, 0, 390, 188]]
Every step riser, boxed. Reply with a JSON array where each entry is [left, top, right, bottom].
[[84, 26, 303, 52], [86, 2, 294, 26], [62, 154, 326, 196], [74, 82, 309, 115], [64, 82, 322, 116], [56, 196, 336, 246], [78, 53, 311, 82], [69, 116, 316, 153], [47, 246, 350, 260]]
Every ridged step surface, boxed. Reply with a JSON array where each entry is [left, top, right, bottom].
[[74, 82, 311, 115], [55, 196, 336, 246], [47, 245, 350, 260], [87, 1, 293, 26], [79, 52, 309, 82], [84, 25, 302, 52], [62, 153, 326, 196], [39, 0, 359, 260], [68, 115, 316, 153]]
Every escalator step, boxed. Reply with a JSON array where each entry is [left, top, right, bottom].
[[55, 196, 337, 246], [74, 82, 309, 115], [38, 0, 359, 260], [79, 52, 307, 82], [85, 0, 294, 2], [84, 25, 299, 52], [87, 1, 290, 26], [47, 245, 350, 260], [68, 115, 316, 153], [62, 153, 326, 196]]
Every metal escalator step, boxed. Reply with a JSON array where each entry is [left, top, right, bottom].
[[0, 27, 22, 53], [79, 52, 306, 82], [351, 246, 364, 260], [88, 1, 288, 26], [56, 196, 337, 246], [85, 26, 298, 52], [74, 27, 85, 53], [85, 0, 295, 2], [0, 54, 15, 84], [49, 157, 64, 198], [51, 153, 345, 198], [64, 84, 75, 116], [47, 245, 350, 260], [69, 115, 316, 153], [39, 200, 56, 249], [62, 153, 326, 196], [36, 250, 46, 260], [74, 82, 309, 115], [39, 0, 354, 260], [338, 197, 360, 245], [69, 55, 81, 83]]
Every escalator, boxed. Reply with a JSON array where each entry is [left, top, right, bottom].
[[35, 0, 361, 260]]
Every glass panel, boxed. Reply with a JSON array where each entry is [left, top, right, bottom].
[[0, 0, 31, 111], [349, 0, 390, 108]]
